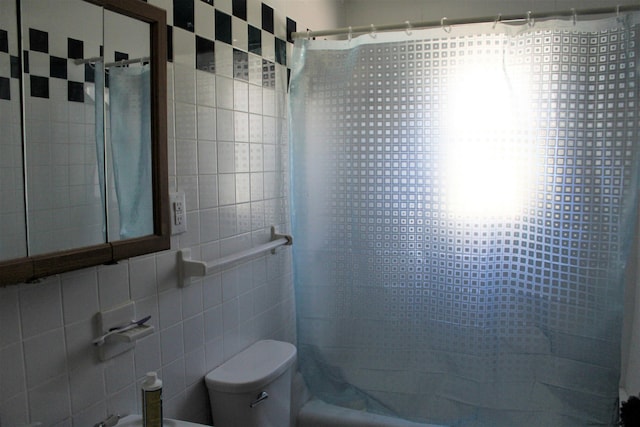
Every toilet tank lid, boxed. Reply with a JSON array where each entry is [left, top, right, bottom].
[[205, 340, 297, 393]]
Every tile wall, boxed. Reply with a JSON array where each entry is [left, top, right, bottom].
[[0, 0, 340, 425]]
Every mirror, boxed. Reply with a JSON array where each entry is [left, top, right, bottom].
[[0, 0, 169, 285]]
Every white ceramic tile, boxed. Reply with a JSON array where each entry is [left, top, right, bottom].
[[263, 115, 277, 143], [248, 84, 263, 115], [27, 375, 71, 425], [97, 263, 130, 311], [236, 202, 252, 233], [234, 111, 250, 142], [156, 250, 179, 293], [0, 342, 25, 401], [161, 323, 184, 365], [246, 0, 262, 28], [215, 76, 234, 110], [263, 144, 277, 172], [176, 139, 199, 176], [215, 42, 234, 78], [184, 348, 206, 388], [235, 142, 250, 173], [105, 351, 135, 394], [222, 327, 241, 360], [198, 174, 219, 209], [204, 305, 223, 343], [134, 333, 162, 380], [200, 208, 220, 243], [205, 337, 224, 371], [23, 329, 66, 389], [217, 141, 235, 174], [203, 274, 223, 309], [175, 102, 197, 140], [218, 174, 236, 206], [216, 109, 235, 142], [162, 357, 186, 400], [234, 80, 249, 112], [249, 114, 263, 143], [71, 401, 108, 427], [177, 175, 200, 211], [173, 27, 196, 66], [129, 255, 158, 301], [182, 281, 204, 320], [158, 288, 183, 330], [19, 279, 63, 338], [198, 141, 218, 175], [232, 17, 248, 51], [174, 63, 197, 104], [63, 320, 93, 373], [248, 54, 263, 86], [218, 205, 238, 238], [194, 1, 215, 40], [251, 201, 266, 230], [196, 70, 216, 107], [68, 363, 104, 413], [181, 210, 202, 249], [183, 314, 205, 354], [197, 105, 217, 141], [236, 174, 251, 204], [262, 31, 276, 62], [250, 172, 264, 201], [61, 270, 99, 325], [0, 287, 21, 346], [106, 383, 136, 421], [1, 393, 28, 426], [238, 292, 253, 322], [249, 144, 264, 173]]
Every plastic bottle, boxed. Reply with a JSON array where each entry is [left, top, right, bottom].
[[141, 371, 163, 427]]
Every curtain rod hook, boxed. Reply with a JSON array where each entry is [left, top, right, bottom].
[[369, 24, 377, 38], [348, 26, 353, 41], [493, 13, 502, 29], [527, 11, 535, 27], [570, 8, 577, 25], [441, 17, 451, 33], [405, 20, 412, 35], [306, 29, 311, 40]]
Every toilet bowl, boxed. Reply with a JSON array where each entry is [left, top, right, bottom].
[[205, 340, 297, 427]]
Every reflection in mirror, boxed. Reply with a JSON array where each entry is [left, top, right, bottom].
[[0, 0, 27, 261], [21, 0, 106, 255], [0, 0, 168, 285], [102, 9, 153, 242]]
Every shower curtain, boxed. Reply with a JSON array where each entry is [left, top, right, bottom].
[[289, 13, 640, 427]]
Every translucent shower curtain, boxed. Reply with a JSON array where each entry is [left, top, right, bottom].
[[289, 14, 640, 427]]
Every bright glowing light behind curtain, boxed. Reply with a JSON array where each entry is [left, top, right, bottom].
[[289, 14, 640, 427]]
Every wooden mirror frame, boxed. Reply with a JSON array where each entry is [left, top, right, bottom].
[[0, 0, 169, 286]]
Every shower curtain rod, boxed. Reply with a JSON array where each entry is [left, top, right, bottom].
[[291, 4, 640, 39]]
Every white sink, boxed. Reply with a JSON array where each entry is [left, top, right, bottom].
[[118, 415, 209, 426]]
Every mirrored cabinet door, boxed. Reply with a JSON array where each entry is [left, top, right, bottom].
[[0, 0, 26, 262], [21, 0, 106, 255]]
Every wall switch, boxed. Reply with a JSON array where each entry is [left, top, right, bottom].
[[170, 191, 187, 234]]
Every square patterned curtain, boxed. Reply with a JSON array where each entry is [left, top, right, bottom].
[[289, 14, 640, 427]]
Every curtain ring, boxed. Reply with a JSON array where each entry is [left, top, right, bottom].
[[405, 20, 412, 35], [348, 26, 353, 42], [570, 8, 577, 25], [441, 17, 451, 33], [369, 24, 377, 38], [527, 11, 535, 27], [493, 13, 502, 29]]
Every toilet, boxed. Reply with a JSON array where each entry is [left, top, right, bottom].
[[205, 340, 297, 427]]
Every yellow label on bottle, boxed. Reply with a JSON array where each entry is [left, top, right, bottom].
[[142, 388, 162, 427]]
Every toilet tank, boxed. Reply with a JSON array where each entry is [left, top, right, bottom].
[[205, 340, 297, 427]]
